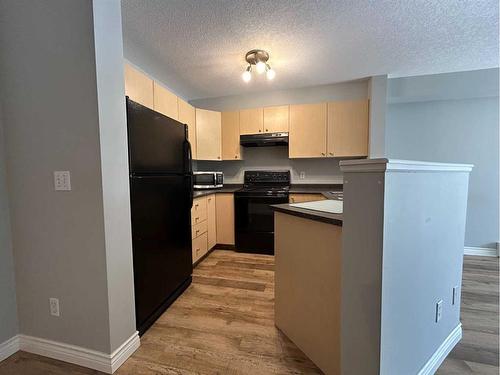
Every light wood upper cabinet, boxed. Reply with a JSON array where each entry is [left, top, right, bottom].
[[289, 103, 327, 158], [124, 63, 154, 108], [207, 194, 217, 250], [240, 108, 264, 135], [264, 105, 289, 133], [178, 98, 197, 159], [327, 100, 369, 157], [196, 108, 222, 161], [216, 193, 235, 245], [153, 81, 178, 120], [221, 111, 242, 160]]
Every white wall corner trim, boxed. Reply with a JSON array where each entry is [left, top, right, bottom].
[[0, 335, 20, 362], [16, 332, 140, 374], [464, 246, 499, 257], [417, 324, 462, 375]]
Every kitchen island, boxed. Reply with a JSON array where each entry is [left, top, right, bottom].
[[272, 159, 473, 375]]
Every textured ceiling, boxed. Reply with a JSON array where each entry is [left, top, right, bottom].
[[121, 0, 499, 100]]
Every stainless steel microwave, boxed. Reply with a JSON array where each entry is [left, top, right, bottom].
[[193, 171, 223, 189]]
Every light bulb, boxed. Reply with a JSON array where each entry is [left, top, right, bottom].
[[256, 61, 266, 74], [242, 69, 251, 83], [266, 68, 275, 80]]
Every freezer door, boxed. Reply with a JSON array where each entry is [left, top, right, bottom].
[[130, 175, 192, 333], [127, 98, 189, 174]]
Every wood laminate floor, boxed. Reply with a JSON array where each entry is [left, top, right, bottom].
[[0, 252, 498, 375]]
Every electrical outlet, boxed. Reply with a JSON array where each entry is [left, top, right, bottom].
[[435, 300, 443, 322], [49, 298, 60, 317], [452, 286, 460, 305], [299, 171, 306, 179], [54, 171, 71, 191]]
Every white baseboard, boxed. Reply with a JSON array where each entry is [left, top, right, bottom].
[[0, 335, 20, 362], [14, 331, 139, 374], [464, 246, 499, 257], [417, 324, 462, 375]]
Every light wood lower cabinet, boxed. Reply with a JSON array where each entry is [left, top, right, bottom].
[[124, 63, 154, 109], [289, 194, 327, 203], [196, 108, 222, 161], [192, 232, 208, 264], [191, 194, 217, 264], [207, 194, 217, 249], [327, 100, 369, 157], [191, 196, 207, 225], [221, 111, 242, 160], [289, 103, 327, 158], [216, 193, 235, 245]]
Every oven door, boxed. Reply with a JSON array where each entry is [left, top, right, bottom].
[[235, 193, 288, 254]]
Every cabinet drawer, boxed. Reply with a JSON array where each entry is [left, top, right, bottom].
[[192, 220, 208, 240], [192, 232, 208, 263], [191, 196, 207, 225]]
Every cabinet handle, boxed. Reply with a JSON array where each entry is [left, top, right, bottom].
[[217, 156, 221, 159], [235, 155, 238, 159], [196, 248, 200, 253], [265, 129, 269, 132], [208, 198, 211, 202], [195, 217, 199, 222], [329, 152, 333, 156], [196, 229, 200, 234], [195, 203, 199, 207], [321, 152, 326, 156], [259, 129, 262, 132]]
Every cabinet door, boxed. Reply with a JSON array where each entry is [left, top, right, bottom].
[[196, 108, 222, 161], [124, 63, 154, 108], [289, 103, 327, 158], [239, 108, 264, 135], [207, 194, 217, 250], [327, 100, 369, 157], [192, 232, 208, 264], [264, 105, 289, 133], [178, 99, 197, 159], [216, 193, 235, 245], [153, 81, 178, 120], [221, 111, 242, 160]]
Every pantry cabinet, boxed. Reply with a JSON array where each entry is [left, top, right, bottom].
[[153, 81, 178, 120], [327, 100, 369, 157], [221, 111, 242, 160], [263, 105, 289, 133], [124, 63, 154, 108], [289, 103, 328, 158], [239, 108, 264, 135], [178, 98, 197, 159], [196, 108, 222, 161]]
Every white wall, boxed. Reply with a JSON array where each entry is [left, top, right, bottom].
[[0, 104, 18, 344], [386, 69, 499, 249], [0, 0, 135, 354], [92, 0, 136, 352]]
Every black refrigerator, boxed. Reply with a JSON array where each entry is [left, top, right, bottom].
[[126, 98, 193, 336]]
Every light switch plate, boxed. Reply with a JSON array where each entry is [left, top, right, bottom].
[[436, 300, 443, 322], [54, 171, 71, 191], [452, 286, 460, 305]]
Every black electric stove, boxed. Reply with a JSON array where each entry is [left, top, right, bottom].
[[235, 171, 290, 254]]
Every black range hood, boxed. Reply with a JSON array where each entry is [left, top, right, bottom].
[[240, 132, 289, 147]]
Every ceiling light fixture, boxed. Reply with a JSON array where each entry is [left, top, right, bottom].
[[242, 49, 275, 82]]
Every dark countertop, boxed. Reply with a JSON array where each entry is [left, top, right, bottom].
[[193, 184, 242, 198], [193, 183, 343, 199], [271, 203, 343, 226]]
